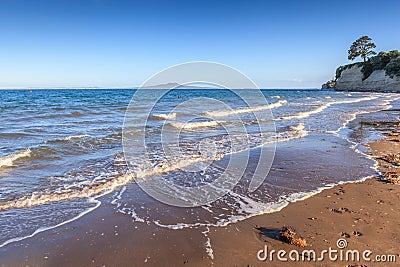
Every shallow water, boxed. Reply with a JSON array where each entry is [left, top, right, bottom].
[[0, 89, 399, 246]]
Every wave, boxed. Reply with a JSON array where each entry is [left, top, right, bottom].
[[0, 172, 134, 212], [151, 176, 373, 230], [0, 122, 308, 211], [204, 100, 287, 118], [46, 134, 89, 142], [0, 149, 32, 168], [0, 151, 217, 211], [276, 123, 308, 142], [278, 96, 378, 121], [170, 120, 224, 130], [278, 103, 331, 120], [152, 113, 177, 120]]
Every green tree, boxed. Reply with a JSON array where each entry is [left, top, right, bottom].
[[348, 36, 377, 62]]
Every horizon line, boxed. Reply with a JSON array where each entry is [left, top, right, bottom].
[[0, 87, 321, 90]]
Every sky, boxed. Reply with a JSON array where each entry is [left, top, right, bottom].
[[0, 0, 399, 89]]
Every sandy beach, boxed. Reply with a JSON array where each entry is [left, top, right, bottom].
[[1, 107, 399, 267]]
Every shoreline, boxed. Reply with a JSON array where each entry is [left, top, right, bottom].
[[209, 131, 400, 266], [1, 105, 400, 266]]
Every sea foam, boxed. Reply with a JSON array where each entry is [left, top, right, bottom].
[[0, 148, 32, 168], [278, 96, 378, 121], [152, 113, 177, 120], [170, 120, 223, 130], [204, 100, 287, 118]]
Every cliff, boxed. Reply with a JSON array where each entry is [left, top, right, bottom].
[[333, 65, 400, 92], [322, 50, 400, 92]]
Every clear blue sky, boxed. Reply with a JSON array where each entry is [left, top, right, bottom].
[[1, 0, 399, 89]]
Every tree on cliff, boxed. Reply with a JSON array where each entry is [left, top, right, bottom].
[[348, 36, 377, 62]]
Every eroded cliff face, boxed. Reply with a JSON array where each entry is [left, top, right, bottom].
[[335, 65, 400, 92]]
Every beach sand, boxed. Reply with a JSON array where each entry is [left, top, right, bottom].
[[209, 131, 400, 266], [1, 131, 400, 266]]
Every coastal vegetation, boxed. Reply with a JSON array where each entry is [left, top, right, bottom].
[[322, 36, 400, 90], [278, 226, 307, 247], [334, 51, 400, 81], [361, 50, 400, 80], [335, 35, 400, 80], [348, 36, 376, 63]]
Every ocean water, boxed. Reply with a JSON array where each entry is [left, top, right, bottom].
[[0, 89, 399, 246]]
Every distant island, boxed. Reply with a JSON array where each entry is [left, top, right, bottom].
[[322, 36, 400, 92]]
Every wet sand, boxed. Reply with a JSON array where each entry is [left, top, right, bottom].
[[1, 133, 400, 266], [210, 134, 400, 266]]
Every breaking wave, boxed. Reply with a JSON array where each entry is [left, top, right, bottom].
[[204, 100, 287, 118], [152, 113, 177, 120], [0, 149, 32, 168]]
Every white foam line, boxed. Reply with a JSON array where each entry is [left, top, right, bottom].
[[0, 198, 100, 248], [205, 100, 287, 118], [0, 187, 118, 248], [201, 205, 213, 213], [330, 96, 400, 135], [202, 226, 214, 260], [152, 173, 376, 232], [277, 96, 379, 121], [330, 95, 400, 176], [170, 120, 223, 130], [0, 172, 135, 211], [111, 185, 127, 206]]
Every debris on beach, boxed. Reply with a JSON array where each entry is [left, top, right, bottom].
[[278, 226, 307, 247], [379, 153, 400, 166], [341, 232, 351, 238], [330, 207, 352, 214], [352, 231, 363, 237], [385, 130, 400, 137], [381, 171, 400, 184]]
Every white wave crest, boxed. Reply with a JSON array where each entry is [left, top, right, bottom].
[[278, 96, 378, 121], [152, 113, 177, 120], [170, 120, 223, 130], [0, 148, 32, 168], [0, 172, 134, 211], [204, 100, 287, 118], [277, 123, 308, 141], [49, 134, 89, 142]]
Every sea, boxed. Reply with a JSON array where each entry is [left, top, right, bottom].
[[0, 89, 399, 247]]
